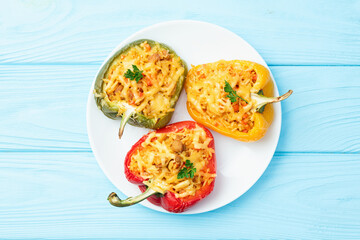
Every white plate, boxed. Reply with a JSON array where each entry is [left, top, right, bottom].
[[87, 20, 281, 214]]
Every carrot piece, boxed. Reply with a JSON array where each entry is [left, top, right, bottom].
[[146, 78, 153, 86], [232, 103, 239, 112]]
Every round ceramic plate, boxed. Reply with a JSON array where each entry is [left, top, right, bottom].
[[87, 20, 281, 214]]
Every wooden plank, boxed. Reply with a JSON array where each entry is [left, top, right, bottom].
[[274, 66, 360, 152], [0, 0, 359, 65], [0, 65, 94, 152], [0, 152, 359, 239], [0, 65, 359, 153]]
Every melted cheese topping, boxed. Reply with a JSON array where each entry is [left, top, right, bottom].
[[101, 41, 185, 120], [185, 60, 260, 133], [129, 125, 216, 199]]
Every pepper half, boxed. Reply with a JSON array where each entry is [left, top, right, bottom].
[[94, 39, 187, 138], [185, 60, 292, 142], [108, 121, 216, 213]]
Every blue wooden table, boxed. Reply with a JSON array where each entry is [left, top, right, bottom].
[[1, 0, 359, 239]]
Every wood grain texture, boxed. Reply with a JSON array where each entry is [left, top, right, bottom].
[[0, 0, 359, 65], [0, 152, 359, 239], [0, 65, 359, 153]]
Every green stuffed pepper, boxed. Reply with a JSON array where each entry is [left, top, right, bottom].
[[94, 39, 187, 138]]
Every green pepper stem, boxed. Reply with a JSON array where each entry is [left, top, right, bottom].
[[108, 188, 158, 207], [118, 107, 136, 139], [251, 90, 293, 111]]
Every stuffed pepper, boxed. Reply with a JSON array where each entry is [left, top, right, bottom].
[[108, 121, 216, 213], [185, 60, 292, 142], [94, 39, 187, 138]]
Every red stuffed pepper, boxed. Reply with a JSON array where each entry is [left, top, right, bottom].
[[108, 121, 216, 213]]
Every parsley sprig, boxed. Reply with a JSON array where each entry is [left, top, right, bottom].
[[224, 80, 248, 103], [124, 65, 144, 83], [177, 160, 197, 179]]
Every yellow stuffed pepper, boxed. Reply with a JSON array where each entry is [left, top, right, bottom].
[[185, 60, 292, 142]]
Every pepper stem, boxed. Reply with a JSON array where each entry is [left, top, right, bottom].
[[108, 188, 158, 207], [251, 90, 293, 112], [118, 107, 136, 139]]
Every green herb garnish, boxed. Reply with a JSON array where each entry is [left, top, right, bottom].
[[224, 80, 248, 103], [124, 65, 144, 83], [177, 160, 197, 179]]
